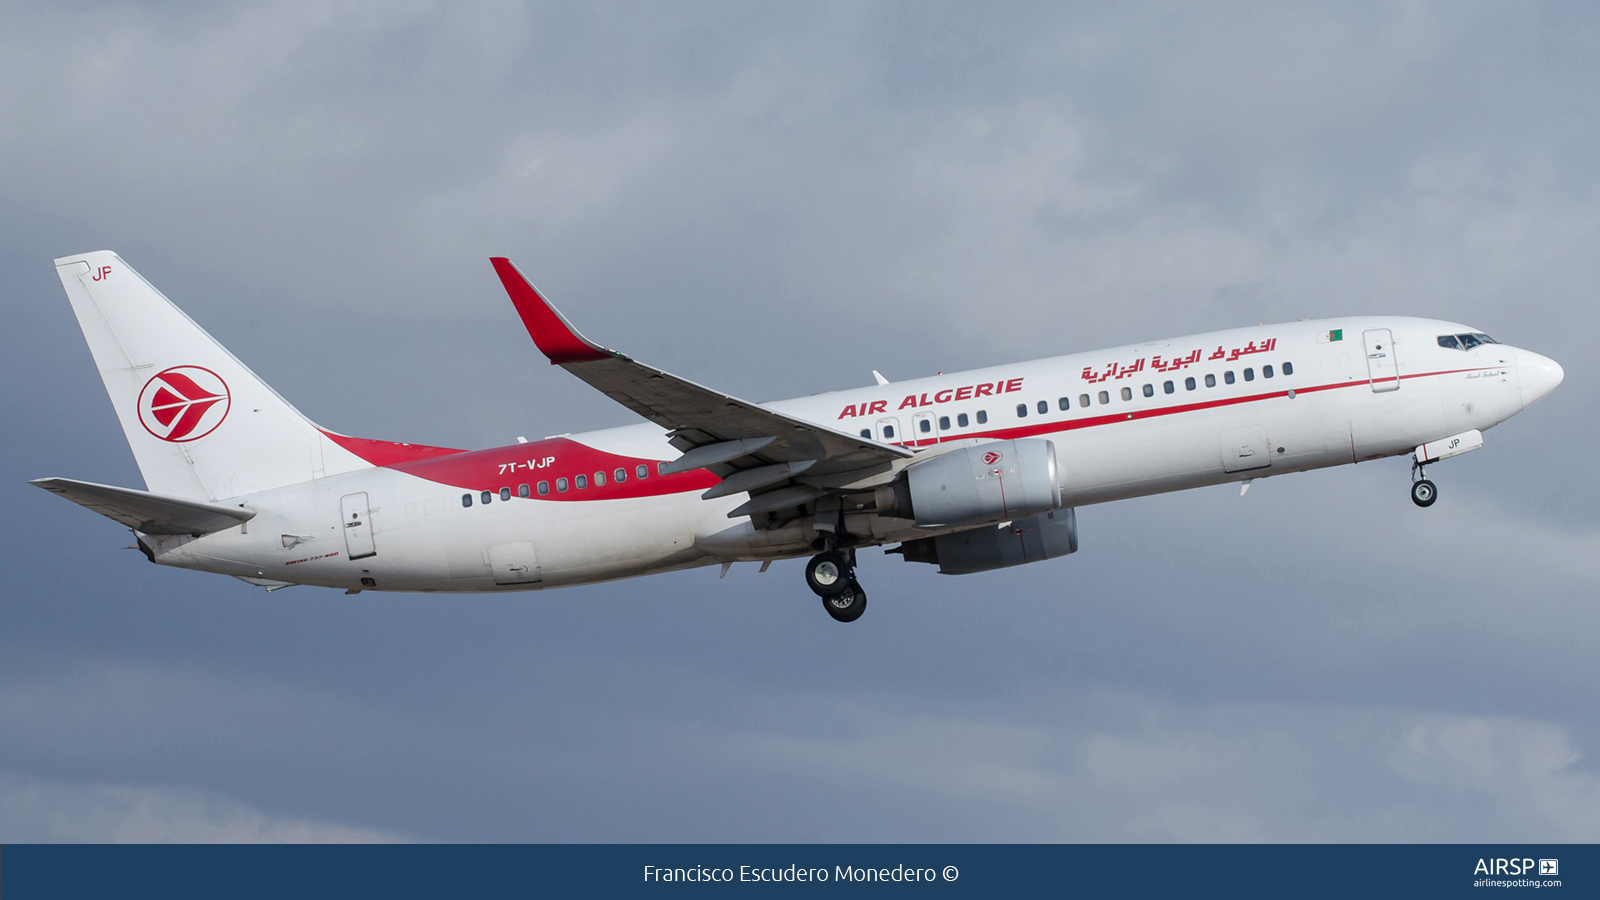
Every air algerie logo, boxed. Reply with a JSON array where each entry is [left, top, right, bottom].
[[137, 366, 230, 442], [982, 449, 1003, 466]]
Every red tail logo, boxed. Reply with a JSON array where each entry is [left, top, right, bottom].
[[137, 366, 230, 442], [982, 449, 1003, 466]]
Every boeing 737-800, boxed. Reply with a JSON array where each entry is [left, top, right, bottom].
[[34, 252, 1563, 621]]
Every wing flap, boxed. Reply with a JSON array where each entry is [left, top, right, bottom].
[[32, 477, 256, 535]]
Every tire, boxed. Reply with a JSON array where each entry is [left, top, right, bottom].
[[805, 551, 850, 597], [823, 580, 867, 623], [1411, 479, 1437, 508]]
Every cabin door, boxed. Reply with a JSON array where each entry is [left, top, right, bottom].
[[340, 492, 376, 560], [1363, 328, 1399, 393]]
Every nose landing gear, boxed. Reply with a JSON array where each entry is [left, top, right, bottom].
[[1410, 457, 1437, 508], [806, 547, 867, 622]]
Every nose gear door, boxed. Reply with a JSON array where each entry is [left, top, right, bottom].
[[1363, 328, 1399, 393], [340, 492, 376, 560]]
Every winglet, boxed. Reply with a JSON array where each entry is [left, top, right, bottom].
[[490, 257, 616, 364]]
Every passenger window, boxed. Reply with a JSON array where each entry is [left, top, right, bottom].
[[1244, 368, 1254, 382], [637, 465, 649, 479], [1037, 400, 1048, 414], [1282, 361, 1293, 376], [939, 415, 950, 430], [1143, 383, 1154, 397], [1121, 386, 1132, 401], [1437, 335, 1461, 350], [518, 484, 530, 498], [499, 487, 511, 501], [860, 429, 870, 438], [481, 491, 493, 504], [462, 493, 472, 508], [1079, 394, 1090, 408], [538, 481, 550, 495], [883, 424, 895, 438], [1164, 380, 1174, 394], [657, 462, 667, 475], [1097, 391, 1109, 405], [958, 413, 969, 427], [976, 410, 988, 424], [1224, 371, 1235, 384], [594, 471, 605, 486], [1059, 397, 1071, 411], [1204, 373, 1216, 388], [1184, 377, 1196, 391], [1263, 365, 1274, 378], [575, 474, 587, 489], [615, 468, 626, 483], [557, 477, 569, 492], [919, 418, 932, 433], [1017, 404, 1028, 418]]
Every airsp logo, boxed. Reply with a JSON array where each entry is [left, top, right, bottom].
[[137, 366, 230, 442]]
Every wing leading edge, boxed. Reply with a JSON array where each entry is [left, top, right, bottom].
[[489, 258, 912, 511]]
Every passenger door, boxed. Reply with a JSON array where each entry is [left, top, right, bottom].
[[340, 492, 376, 560], [1363, 328, 1399, 393], [911, 412, 938, 447], [875, 417, 902, 444]]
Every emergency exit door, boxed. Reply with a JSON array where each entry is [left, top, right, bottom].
[[340, 492, 376, 560], [1363, 328, 1399, 393]]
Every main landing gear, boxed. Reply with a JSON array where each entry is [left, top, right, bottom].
[[1410, 457, 1438, 508], [806, 548, 867, 623]]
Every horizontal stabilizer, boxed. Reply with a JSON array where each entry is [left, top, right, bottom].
[[31, 477, 256, 535]]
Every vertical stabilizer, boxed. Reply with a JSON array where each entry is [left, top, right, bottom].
[[53, 251, 370, 500]]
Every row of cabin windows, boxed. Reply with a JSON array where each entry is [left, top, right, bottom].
[[1012, 363, 1295, 417], [860, 409, 991, 440], [462, 461, 668, 506]]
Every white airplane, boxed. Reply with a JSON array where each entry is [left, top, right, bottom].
[[35, 251, 1563, 622]]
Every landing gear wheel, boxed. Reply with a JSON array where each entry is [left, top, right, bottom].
[[806, 551, 850, 597], [1411, 479, 1437, 508], [823, 580, 867, 623]]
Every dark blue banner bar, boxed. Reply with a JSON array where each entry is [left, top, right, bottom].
[[3, 843, 1593, 898]]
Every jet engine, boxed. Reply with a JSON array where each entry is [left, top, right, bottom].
[[890, 508, 1078, 575], [873, 439, 1060, 528]]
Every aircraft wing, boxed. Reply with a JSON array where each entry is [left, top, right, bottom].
[[32, 477, 256, 535], [491, 258, 912, 489]]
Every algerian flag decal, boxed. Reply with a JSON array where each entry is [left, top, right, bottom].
[[1317, 328, 1343, 343]]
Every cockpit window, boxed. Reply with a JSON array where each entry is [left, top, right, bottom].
[[1439, 332, 1499, 350]]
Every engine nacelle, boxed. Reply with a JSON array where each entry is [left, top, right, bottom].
[[893, 508, 1078, 575], [874, 439, 1060, 528]]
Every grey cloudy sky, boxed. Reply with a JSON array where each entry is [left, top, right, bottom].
[[2, 1, 1597, 841]]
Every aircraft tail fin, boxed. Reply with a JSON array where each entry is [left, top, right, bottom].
[[52, 251, 374, 500]]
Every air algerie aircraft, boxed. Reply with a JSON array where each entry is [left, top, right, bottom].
[[35, 251, 1564, 622]]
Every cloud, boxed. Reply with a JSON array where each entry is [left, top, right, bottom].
[[743, 698, 1600, 842], [0, 774, 407, 843]]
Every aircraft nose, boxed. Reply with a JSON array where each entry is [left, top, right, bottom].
[[1516, 349, 1564, 409]]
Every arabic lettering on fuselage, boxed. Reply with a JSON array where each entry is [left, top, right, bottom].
[[1080, 339, 1278, 384]]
